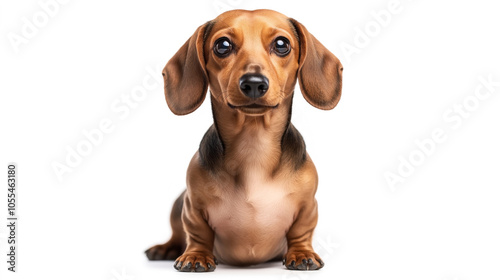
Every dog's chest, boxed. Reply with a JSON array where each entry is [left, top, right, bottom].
[[207, 179, 296, 259]]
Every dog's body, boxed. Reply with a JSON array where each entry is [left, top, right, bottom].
[[146, 9, 343, 272]]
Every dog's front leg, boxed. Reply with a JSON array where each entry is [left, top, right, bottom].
[[174, 193, 217, 272], [284, 198, 324, 270]]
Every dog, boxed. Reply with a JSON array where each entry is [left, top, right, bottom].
[[145, 9, 343, 272]]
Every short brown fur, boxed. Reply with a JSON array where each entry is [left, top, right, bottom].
[[146, 9, 343, 272]]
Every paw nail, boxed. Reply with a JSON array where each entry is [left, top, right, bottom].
[[195, 262, 205, 272], [296, 259, 307, 270], [181, 262, 192, 272], [207, 263, 215, 272]]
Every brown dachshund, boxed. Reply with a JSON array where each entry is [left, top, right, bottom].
[[146, 9, 343, 272]]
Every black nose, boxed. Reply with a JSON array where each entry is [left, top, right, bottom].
[[239, 74, 269, 99]]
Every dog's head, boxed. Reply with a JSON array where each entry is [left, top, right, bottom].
[[163, 9, 343, 116]]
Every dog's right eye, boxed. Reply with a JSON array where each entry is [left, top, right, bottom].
[[272, 37, 291, 57], [213, 37, 233, 57]]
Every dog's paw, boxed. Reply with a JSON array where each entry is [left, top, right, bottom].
[[283, 250, 324, 270], [174, 251, 217, 272], [145, 240, 184, 260]]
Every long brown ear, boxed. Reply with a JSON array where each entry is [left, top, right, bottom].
[[289, 19, 343, 110], [163, 21, 213, 115]]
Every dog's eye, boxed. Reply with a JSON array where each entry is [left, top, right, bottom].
[[273, 37, 291, 56], [214, 37, 233, 57]]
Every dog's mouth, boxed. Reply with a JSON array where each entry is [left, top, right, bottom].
[[228, 102, 279, 115]]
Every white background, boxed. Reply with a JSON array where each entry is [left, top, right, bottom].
[[1, 0, 500, 279]]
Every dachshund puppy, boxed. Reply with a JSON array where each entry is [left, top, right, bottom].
[[146, 9, 343, 272]]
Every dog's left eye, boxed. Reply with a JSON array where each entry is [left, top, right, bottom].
[[273, 37, 291, 56], [214, 37, 233, 57]]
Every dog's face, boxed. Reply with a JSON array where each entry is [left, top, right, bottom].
[[163, 9, 343, 116], [205, 10, 300, 115]]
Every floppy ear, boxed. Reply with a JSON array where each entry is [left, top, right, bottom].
[[163, 22, 213, 115], [289, 19, 343, 110]]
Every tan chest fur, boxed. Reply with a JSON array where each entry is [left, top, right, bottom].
[[204, 120, 298, 265], [207, 177, 296, 265]]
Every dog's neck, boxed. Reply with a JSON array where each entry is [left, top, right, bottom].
[[210, 95, 293, 180]]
